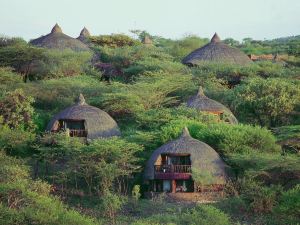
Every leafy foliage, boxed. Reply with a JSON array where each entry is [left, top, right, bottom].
[[90, 34, 140, 48], [232, 77, 300, 127], [0, 89, 36, 131]]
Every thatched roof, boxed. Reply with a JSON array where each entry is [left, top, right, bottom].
[[46, 94, 121, 139], [182, 33, 251, 66], [77, 27, 91, 43], [30, 24, 90, 51], [187, 87, 238, 124], [142, 35, 153, 46], [144, 127, 228, 184]]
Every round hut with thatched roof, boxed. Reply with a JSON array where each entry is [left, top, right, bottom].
[[46, 94, 121, 140], [182, 33, 251, 66], [187, 87, 238, 124], [77, 27, 91, 43], [30, 23, 90, 51], [144, 127, 228, 193]]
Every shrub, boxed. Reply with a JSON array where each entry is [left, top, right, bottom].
[[0, 151, 98, 225], [32, 49, 92, 79], [0, 125, 35, 156], [90, 34, 140, 48], [97, 191, 124, 224], [274, 184, 300, 224], [0, 89, 36, 131], [160, 120, 280, 154], [232, 77, 300, 127], [179, 204, 231, 225]]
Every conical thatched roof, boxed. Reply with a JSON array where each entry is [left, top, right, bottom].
[[77, 27, 91, 43], [30, 24, 90, 51], [144, 127, 228, 184], [182, 33, 251, 66], [187, 87, 238, 124], [142, 35, 153, 46], [46, 94, 121, 139]]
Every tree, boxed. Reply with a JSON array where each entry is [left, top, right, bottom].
[[98, 190, 123, 224], [0, 44, 45, 82], [223, 38, 240, 47], [0, 89, 36, 131], [232, 78, 300, 127]]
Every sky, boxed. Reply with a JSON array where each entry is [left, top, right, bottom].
[[0, 0, 299, 41]]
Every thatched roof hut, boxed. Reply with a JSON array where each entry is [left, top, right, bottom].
[[182, 33, 251, 66], [77, 27, 91, 43], [187, 87, 238, 124], [142, 35, 153, 46], [46, 94, 121, 139], [144, 127, 228, 185], [30, 24, 90, 51]]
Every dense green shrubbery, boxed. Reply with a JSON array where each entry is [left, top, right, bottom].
[[160, 120, 280, 155], [0, 151, 99, 225], [99, 73, 194, 117], [231, 77, 300, 127], [0, 125, 35, 156], [0, 32, 299, 225], [31, 49, 92, 80], [274, 184, 300, 224], [36, 133, 142, 196], [0, 89, 36, 131], [131, 204, 231, 225], [90, 34, 140, 48], [192, 61, 300, 88]]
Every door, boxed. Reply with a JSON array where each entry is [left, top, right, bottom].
[[163, 180, 171, 192]]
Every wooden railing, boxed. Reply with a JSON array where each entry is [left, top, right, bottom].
[[154, 165, 192, 174], [69, 129, 87, 137]]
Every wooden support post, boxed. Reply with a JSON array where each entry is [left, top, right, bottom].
[[172, 180, 176, 193]]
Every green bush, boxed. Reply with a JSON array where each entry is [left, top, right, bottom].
[[0, 88, 36, 131], [0, 125, 35, 156], [32, 49, 92, 80], [274, 184, 300, 224], [232, 77, 300, 127], [180, 204, 231, 225], [160, 120, 280, 154], [0, 151, 99, 225], [90, 34, 140, 48]]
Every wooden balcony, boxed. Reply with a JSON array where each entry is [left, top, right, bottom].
[[69, 129, 87, 137], [154, 165, 192, 180]]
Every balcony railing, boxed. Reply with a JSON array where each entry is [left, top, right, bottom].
[[154, 165, 192, 174], [69, 129, 87, 137]]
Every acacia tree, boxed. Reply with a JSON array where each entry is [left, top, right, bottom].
[[0, 43, 45, 82], [74, 138, 142, 195], [232, 78, 300, 127], [0, 89, 36, 131]]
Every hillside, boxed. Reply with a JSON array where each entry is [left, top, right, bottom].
[[0, 30, 299, 225]]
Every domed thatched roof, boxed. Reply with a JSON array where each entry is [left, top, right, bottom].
[[144, 127, 228, 184], [182, 33, 251, 66], [30, 24, 90, 51], [187, 87, 238, 124], [46, 94, 121, 139], [77, 27, 91, 43]]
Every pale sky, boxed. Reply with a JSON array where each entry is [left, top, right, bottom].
[[0, 0, 299, 41]]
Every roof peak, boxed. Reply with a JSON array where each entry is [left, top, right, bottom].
[[76, 93, 86, 105], [211, 33, 221, 43], [80, 27, 90, 37], [143, 35, 153, 45], [197, 86, 205, 97], [181, 127, 191, 138], [51, 23, 62, 34]]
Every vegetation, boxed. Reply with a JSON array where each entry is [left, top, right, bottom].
[[0, 31, 299, 224]]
